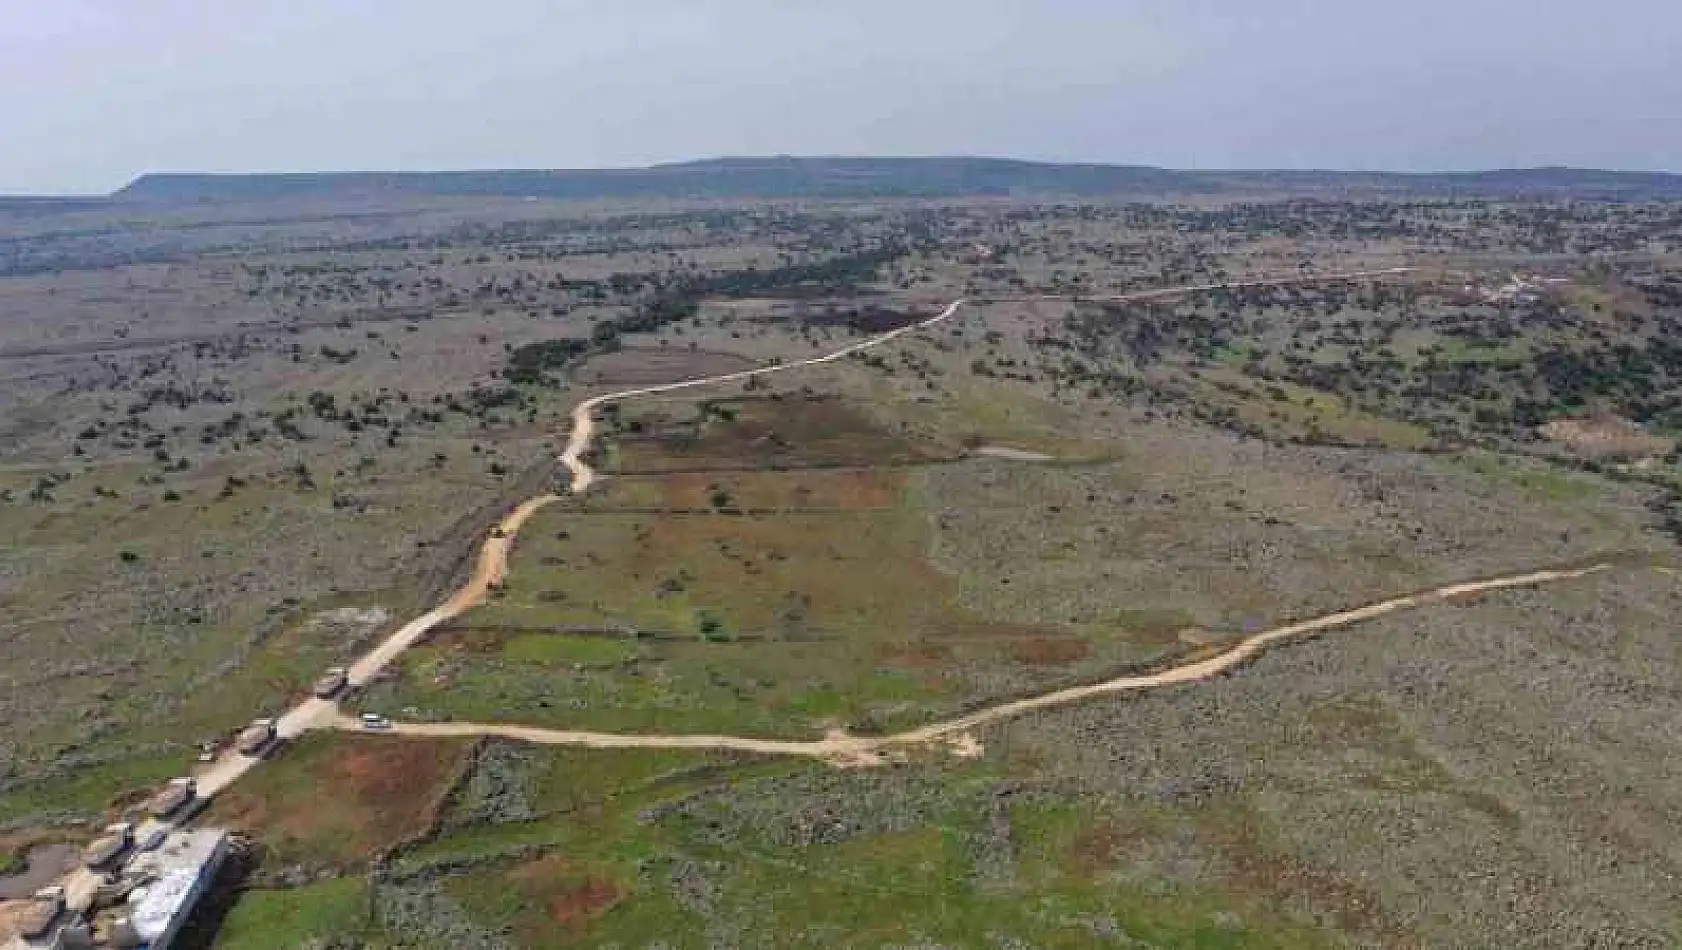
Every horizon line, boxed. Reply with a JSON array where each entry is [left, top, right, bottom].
[[5, 155, 1680, 200]]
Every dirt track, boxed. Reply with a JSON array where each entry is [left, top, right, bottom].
[[559, 299, 967, 492], [40, 264, 1552, 913], [182, 270, 1430, 798], [341, 562, 1614, 765], [189, 491, 565, 799]]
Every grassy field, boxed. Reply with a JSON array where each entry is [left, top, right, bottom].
[[206, 733, 473, 869], [394, 747, 1338, 949], [211, 878, 372, 950], [359, 386, 1243, 743], [362, 464, 1072, 739]]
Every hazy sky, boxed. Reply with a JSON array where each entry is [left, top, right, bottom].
[[3, 0, 1678, 193]]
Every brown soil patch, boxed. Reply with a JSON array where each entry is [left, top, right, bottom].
[[878, 643, 954, 668], [580, 346, 759, 386], [1008, 637, 1091, 666], [509, 854, 624, 929], [549, 879, 621, 925], [615, 394, 946, 471], [650, 468, 905, 511], [1201, 807, 1412, 944], [1111, 609, 1201, 647], [1542, 415, 1671, 461], [323, 737, 454, 802], [208, 735, 468, 867], [1066, 821, 1147, 877], [932, 618, 1059, 641]]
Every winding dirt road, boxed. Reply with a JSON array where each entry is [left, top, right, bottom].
[[559, 299, 967, 492], [339, 562, 1613, 765], [193, 267, 1432, 790], [38, 265, 1525, 912], [191, 492, 566, 798]]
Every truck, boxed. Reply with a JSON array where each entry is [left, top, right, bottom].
[[15, 886, 65, 940], [313, 666, 350, 699], [143, 777, 198, 819], [82, 823, 134, 870], [234, 717, 278, 756]]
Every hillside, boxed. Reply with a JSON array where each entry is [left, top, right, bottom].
[[112, 156, 1682, 203]]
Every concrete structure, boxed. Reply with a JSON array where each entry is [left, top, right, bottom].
[[8, 828, 229, 950], [121, 829, 227, 950]]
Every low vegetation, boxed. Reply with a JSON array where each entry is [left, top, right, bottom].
[[1, 189, 1680, 947]]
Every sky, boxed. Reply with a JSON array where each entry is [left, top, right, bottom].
[[2, 0, 1679, 193]]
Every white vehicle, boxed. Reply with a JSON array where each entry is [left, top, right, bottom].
[[360, 712, 391, 730]]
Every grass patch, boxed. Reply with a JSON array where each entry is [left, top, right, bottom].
[[502, 634, 638, 667], [422, 761, 1340, 948], [212, 877, 370, 950], [1455, 451, 1607, 503], [371, 462, 1090, 740], [1192, 367, 1433, 449], [1426, 336, 1527, 365], [609, 393, 947, 472], [0, 752, 185, 825]]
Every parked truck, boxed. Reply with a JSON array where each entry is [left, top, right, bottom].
[[313, 666, 349, 699], [143, 777, 198, 819], [83, 823, 134, 870], [234, 717, 278, 756]]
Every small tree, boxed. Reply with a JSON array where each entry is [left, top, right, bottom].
[[697, 612, 729, 642]]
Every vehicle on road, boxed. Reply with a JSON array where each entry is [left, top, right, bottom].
[[82, 823, 134, 871], [143, 777, 198, 819], [313, 666, 349, 699], [360, 712, 391, 730], [234, 718, 278, 756]]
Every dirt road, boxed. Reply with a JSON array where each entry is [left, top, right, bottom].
[[559, 299, 967, 492], [190, 492, 564, 799], [36, 265, 1452, 911], [174, 267, 1419, 800], [195, 267, 1428, 789], [556, 268, 1415, 489], [987, 267, 1417, 305], [973, 446, 1055, 461], [1088, 267, 1414, 302], [885, 563, 1611, 750], [343, 562, 1614, 765]]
